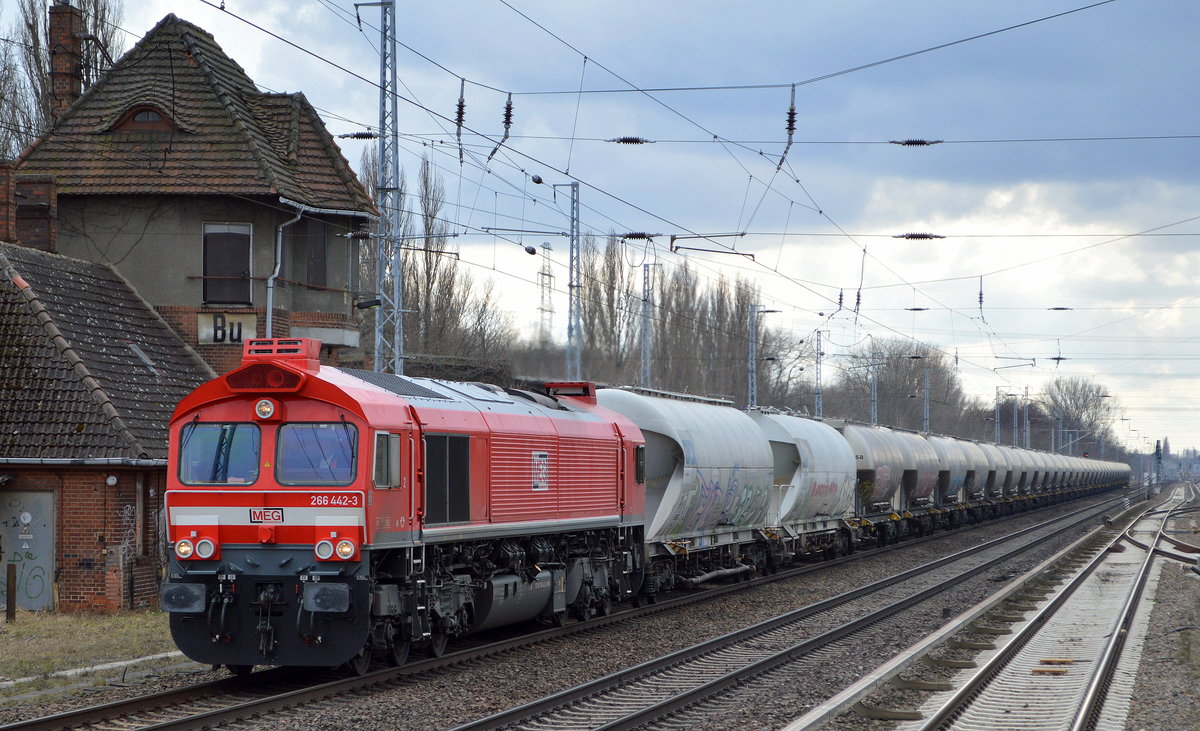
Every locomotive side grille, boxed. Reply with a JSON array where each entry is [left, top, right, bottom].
[[226, 363, 303, 391]]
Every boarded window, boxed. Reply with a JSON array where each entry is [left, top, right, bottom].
[[305, 218, 327, 288], [424, 434, 470, 524], [203, 223, 252, 304]]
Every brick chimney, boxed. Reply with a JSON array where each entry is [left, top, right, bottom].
[[0, 162, 14, 243], [14, 176, 57, 253], [48, 1, 84, 123]]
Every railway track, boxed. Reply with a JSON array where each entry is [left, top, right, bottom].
[[450, 493, 1136, 731], [789, 483, 1195, 731], [1, 492, 1130, 731], [902, 484, 1193, 731]]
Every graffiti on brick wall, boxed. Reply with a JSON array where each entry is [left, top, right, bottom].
[[118, 503, 137, 565]]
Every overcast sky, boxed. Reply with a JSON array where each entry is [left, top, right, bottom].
[[100, 0, 1200, 453]]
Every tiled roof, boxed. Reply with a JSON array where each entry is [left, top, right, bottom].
[[0, 242, 214, 461], [18, 14, 375, 216]]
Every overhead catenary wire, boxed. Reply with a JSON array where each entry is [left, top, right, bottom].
[[30, 2, 1190, 420]]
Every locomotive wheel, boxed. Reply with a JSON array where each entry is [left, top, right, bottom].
[[596, 595, 613, 617], [426, 631, 448, 658], [388, 638, 410, 666], [225, 664, 252, 678], [345, 648, 371, 676]]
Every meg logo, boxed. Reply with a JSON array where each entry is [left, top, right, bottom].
[[249, 508, 284, 523]]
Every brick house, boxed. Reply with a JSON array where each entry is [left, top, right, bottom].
[[11, 2, 377, 374], [0, 242, 212, 611], [0, 3, 376, 610]]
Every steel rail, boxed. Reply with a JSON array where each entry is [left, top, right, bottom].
[[1069, 486, 1194, 731], [451, 495, 1132, 731], [909, 489, 1187, 731], [1, 491, 1128, 731]]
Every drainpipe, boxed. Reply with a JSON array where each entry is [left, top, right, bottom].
[[268, 197, 379, 338], [267, 207, 303, 338]]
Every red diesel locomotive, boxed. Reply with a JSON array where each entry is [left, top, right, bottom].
[[161, 338, 646, 672]]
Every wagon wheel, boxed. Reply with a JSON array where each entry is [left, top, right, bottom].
[[388, 637, 410, 666], [344, 648, 371, 676], [426, 631, 448, 658], [225, 664, 252, 678]]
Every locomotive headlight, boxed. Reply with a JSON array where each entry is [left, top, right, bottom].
[[254, 399, 276, 419], [175, 539, 194, 559], [335, 539, 356, 560], [195, 538, 216, 559], [314, 540, 335, 560]]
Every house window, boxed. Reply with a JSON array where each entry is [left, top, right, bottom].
[[203, 223, 252, 304], [290, 218, 327, 288], [112, 106, 174, 132]]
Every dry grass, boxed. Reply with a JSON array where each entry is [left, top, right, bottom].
[[0, 609, 175, 682]]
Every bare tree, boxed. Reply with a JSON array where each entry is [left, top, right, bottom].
[[0, 18, 28, 158], [5, 0, 126, 152], [822, 338, 982, 434], [402, 158, 512, 359], [1040, 376, 1118, 456], [579, 234, 639, 383]]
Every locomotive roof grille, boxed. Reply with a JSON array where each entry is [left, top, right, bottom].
[[226, 363, 304, 391], [341, 368, 452, 401]]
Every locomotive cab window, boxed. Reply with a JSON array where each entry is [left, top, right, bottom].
[[374, 431, 401, 488], [178, 422, 261, 485], [635, 444, 646, 484], [276, 423, 357, 485]]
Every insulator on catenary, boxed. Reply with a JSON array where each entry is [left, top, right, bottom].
[[893, 232, 945, 239], [455, 78, 466, 165], [889, 139, 943, 146], [339, 131, 377, 139], [621, 232, 654, 240], [607, 136, 654, 144], [488, 94, 514, 163]]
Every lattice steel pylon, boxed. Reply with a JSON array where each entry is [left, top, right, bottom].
[[538, 243, 555, 346], [564, 183, 581, 380], [361, 1, 404, 374]]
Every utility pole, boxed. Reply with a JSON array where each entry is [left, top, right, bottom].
[[922, 368, 930, 432], [1012, 393, 1018, 447], [361, 0, 403, 374], [640, 263, 661, 387], [542, 182, 581, 379], [869, 358, 878, 426], [994, 387, 1001, 444], [1023, 386, 1030, 449], [814, 330, 824, 418], [747, 305, 779, 408]]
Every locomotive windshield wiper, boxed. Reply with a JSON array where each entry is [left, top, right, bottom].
[[339, 414, 356, 463], [208, 424, 236, 482]]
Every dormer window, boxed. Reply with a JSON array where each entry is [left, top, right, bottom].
[[112, 106, 174, 133]]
